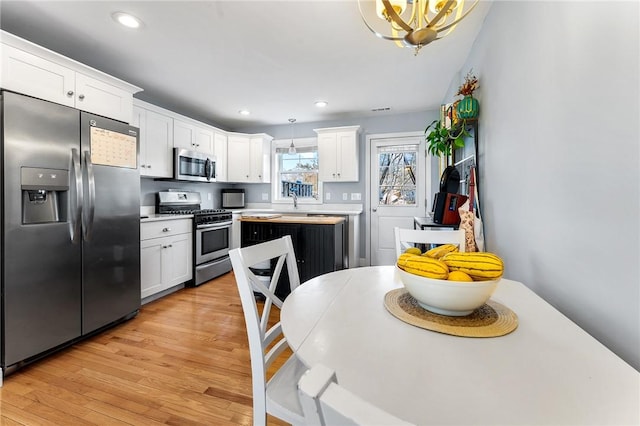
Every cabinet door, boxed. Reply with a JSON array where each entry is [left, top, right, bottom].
[[318, 133, 338, 181], [195, 126, 214, 156], [336, 130, 359, 181], [141, 238, 164, 299], [75, 72, 133, 123], [164, 233, 193, 288], [297, 225, 339, 282], [144, 110, 173, 178], [174, 119, 196, 150], [227, 135, 252, 182], [250, 136, 271, 183], [214, 131, 228, 182], [1, 44, 75, 108], [132, 106, 147, 171]]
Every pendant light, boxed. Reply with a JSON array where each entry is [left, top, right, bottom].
[[288, 118, 297, 154]]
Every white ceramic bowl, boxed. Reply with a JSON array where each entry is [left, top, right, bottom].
[[395, 265, 500, 316]]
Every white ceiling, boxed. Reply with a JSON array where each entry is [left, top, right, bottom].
[[0, 0, 491, 130]]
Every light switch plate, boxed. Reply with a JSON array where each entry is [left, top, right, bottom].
[[342, 193, 348, 201], [207, 193, 212, 200], [261, 193, 269, 201], [326, 192, 331, 200], [351, 193, 361, 201]]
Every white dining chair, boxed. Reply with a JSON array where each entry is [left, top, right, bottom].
[[229, 235, 306, 426], [394, 227, 466, 257], [298, 364, 416, 426]]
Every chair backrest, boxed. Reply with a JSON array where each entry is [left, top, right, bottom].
[[229, 235, 301, 423], [394, 227, 466, 257], [298, 364, 415, 426]]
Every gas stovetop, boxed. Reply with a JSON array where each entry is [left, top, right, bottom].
[[158, 207, 232, 225], [156, 191, 232, 225], [161, 208, 227, 215]]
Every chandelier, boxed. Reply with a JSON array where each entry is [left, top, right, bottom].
[[358, 0, 479, 55]]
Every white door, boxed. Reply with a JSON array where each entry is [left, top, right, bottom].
[[369, 134, 429, 265]]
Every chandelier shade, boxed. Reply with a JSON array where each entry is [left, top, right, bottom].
[[358, 0, 479, 54]]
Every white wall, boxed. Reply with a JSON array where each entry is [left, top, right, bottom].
[[459, 1, 639, 369]]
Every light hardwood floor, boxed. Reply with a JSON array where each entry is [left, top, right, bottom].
[[0, 272, 290, 425]]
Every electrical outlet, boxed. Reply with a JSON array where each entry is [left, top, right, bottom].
[[351, 193, 361, 201], [261, 193, 269, 201], [342, 193, 348, 201], [326, 192, 331, 201]]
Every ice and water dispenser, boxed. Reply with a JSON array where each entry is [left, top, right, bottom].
[[21, 167, 69, 224]]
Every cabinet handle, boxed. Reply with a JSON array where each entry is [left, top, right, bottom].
[[147, 165, 151, 168], [141, 164, 146, 168], [67, 90, 74, 97], [78, 94, 85, 100], [162, 245, 167, 249], [168, 244, 173, 248], [162, 227, 171, 232]]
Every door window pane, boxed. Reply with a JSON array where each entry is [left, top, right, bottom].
[[377, 145, 418, 206]]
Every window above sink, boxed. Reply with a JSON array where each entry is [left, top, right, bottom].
[[272, 137, 323, 205]]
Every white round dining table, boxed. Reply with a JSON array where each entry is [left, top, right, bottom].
[[281, 266, 639, 425]]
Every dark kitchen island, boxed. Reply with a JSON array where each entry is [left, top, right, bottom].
[[239, 215, 345, 297]]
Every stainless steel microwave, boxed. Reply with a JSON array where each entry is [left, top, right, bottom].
[[174, 148, 216, 182]]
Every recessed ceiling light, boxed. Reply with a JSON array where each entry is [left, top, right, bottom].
[[314, 100, 328, 108], [112, 12, 143, 29], [238, 109, 251, 116]]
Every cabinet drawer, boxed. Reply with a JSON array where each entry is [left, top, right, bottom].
[[141, 219, 192, 240]]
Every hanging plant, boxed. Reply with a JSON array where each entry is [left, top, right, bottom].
[[425, 119, 468, 157]]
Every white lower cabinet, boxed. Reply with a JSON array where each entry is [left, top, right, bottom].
[[140, 219, 193, 300]]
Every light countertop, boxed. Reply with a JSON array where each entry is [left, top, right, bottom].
[[232, 203, 363, 216], [140, 214, 193, 223], [239, 215, 345, 225]]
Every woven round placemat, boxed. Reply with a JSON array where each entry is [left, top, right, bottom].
[[384, 288, 518, 338]]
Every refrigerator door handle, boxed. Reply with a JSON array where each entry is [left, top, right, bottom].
[[69, 148, 83, 243], [82, 150, 96, 241]]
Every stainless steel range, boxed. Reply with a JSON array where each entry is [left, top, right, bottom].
[[157, 191, 232, 286]]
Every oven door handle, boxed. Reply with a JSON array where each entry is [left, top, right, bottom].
[[197, 221, 232, 230]]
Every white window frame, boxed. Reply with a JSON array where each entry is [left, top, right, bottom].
[[272, 137, 323, 205]]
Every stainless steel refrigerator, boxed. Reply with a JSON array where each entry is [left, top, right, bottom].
[[0, 91, 140, 374]]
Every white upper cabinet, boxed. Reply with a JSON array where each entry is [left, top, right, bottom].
[[173, 118, 214, 156], [227, 133, 272, 183], [213, 131, 228, 182], [132, 100, 173, 178], [315, 126, 361, 182], [0, 31, 141, 123], [227, 135, 252, 182], [132, 99, 231, 180]]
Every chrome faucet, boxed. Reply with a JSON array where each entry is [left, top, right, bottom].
[[290, 191, 298, 209]]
